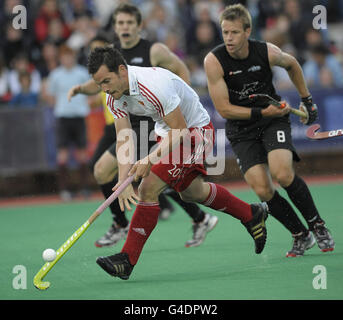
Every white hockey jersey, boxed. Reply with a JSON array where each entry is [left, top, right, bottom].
[[106, 65, 210, 137]]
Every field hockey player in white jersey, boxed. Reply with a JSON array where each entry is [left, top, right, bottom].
[[88, 46, 270, 280]]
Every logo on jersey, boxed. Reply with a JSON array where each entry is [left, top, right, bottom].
[[248, 65, 261, 72], [229, 70, 242, 75], [130, 57, 144, 64], [232, 82, 260, 100]]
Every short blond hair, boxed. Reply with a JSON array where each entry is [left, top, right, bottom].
[[219, 4, 252, 30]]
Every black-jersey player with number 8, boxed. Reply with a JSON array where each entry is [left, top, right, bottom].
[[204, 4, 334, 256]]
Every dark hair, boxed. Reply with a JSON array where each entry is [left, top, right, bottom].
[[310, 43, 330, 55], [87, 46, 127, 75], [112, 3, 142, 26], [90, 32, 111, 45]]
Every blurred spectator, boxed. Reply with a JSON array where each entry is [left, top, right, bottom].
[[303, 43, 343, 88], [36, 41, 59, 79], [283, 0, 313, 63], [8, 53, 41, 96], [61, 0, 99, 31], [45, 17, 69, 46], [34, 0, 70, 45], [185, 1, 222, 58], [142, 2, 175, 43], [93, 0, 120, 28], [260, 13, 291, 49], [0, 53, 11, 104], [305, 28, 325, 48], [185, 56, 208, 94], [188, 21, 222, 66], [9, 71, 39, 108], [66, 14, 97, 52], [164, 31, 186, 60], [43, 44, 91, 201], [256, 0, 283, 30], [140, 0, 178, 25], [1, 22, 26, 67]]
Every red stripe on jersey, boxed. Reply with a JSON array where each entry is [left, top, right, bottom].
[[109, 96, 123, 119], [108, 96, 128, 118], [138, 81, 165, 117], [117, 108, 128, 117], [139, 88, 162, 117]]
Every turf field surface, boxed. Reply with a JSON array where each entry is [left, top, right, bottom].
[[1, 181, 342, 300]]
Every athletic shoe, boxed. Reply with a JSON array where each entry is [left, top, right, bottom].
[[94, 223, 129, 248], [242, 202, 269, 254], [286, 231, 316, 257], [185, 213, 218, 247], [96, 253, 133, 280], [312, 222, 335, 252]]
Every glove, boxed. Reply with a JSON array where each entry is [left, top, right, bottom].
[[299, 95, 318, 125]]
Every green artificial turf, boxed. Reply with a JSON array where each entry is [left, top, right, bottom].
[[1, 183, 342, 300]]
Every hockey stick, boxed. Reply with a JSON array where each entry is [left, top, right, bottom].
[[306, 124, 343, 140], [33, 175, 135, 290], [248, 94, 308, 119]]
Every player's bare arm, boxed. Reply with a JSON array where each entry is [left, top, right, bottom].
[[113, 116, 139, 210], [150, 43, 191, 84], [267, 42, 318, 124], [67, 79, 101, 101], [129, 106, 187, 180], [205, 52, 289, 119], [267, 42, 310, 98]]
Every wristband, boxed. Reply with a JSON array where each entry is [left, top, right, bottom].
[[251, 108, 262, 120], [301, 95, 312, 104]]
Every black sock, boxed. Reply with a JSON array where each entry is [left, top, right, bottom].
[[164, 189, 205, 223], [284, 175, 323, 229], [100, 179, 128, 228], [159, 193, 173, 211], [267, 191, 308, 235]]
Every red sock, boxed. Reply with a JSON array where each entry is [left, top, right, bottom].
[[121, 202, 160, 265], [202, 183, 253, 223]]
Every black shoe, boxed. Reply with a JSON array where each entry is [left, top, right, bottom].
[[96, 253, 134, 280], [242, 202, 269, 254]]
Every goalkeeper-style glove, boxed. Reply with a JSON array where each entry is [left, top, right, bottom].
[[299, 95, 318, 125]]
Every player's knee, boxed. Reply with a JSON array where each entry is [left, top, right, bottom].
[[252, 183, 274, 201], [179, 192, 193, 203], [137, 183, 159, 202], [179, 189, 204, 203], [272, 170, 294, 188], [93, 160, 109, 184]]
